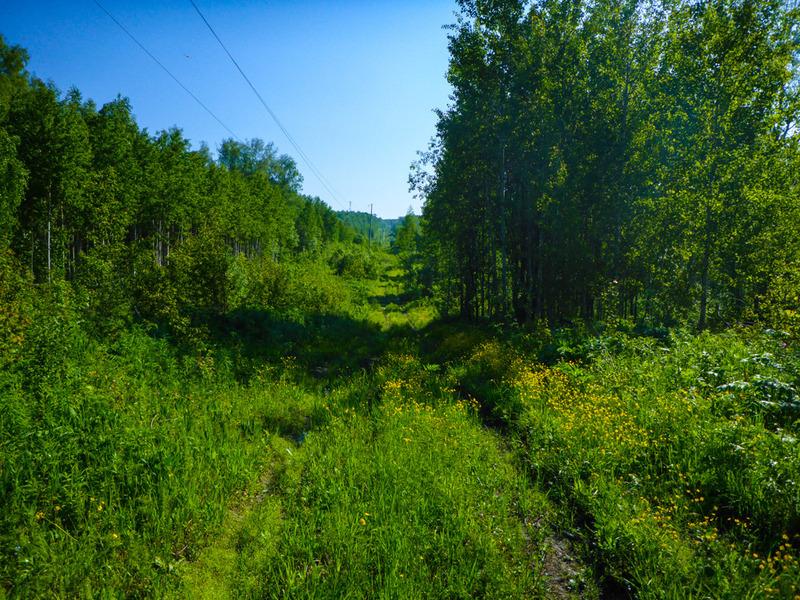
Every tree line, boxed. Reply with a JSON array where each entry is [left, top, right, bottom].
[[0, 35, 366, 323], [414, 0, 800, 329]]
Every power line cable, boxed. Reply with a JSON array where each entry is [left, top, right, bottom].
[[190, 0, 348, 209], [189, 0, 350, 210], [93, 0, 242, 142]]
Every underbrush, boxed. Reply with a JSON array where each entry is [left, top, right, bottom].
[[0, 310, 326, 598], [443, 324, 800, 599], [13, 243, 798, 598], [0, 251, 438, 598]]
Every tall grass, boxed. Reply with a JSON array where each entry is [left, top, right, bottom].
[[11, 246, 798, 599], [183, 352, 554, 599], [0, 315, 325, 598], [466, 327, 800, 599]]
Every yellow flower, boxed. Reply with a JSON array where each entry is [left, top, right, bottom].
[[360, 518, 366, 525]]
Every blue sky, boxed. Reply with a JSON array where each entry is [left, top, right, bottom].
[[1, 1, 457, 218]]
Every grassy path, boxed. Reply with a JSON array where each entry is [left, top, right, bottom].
[[178, 271, 597, 599], [174, 272, 592, 599], [180, 352, 578, 599]]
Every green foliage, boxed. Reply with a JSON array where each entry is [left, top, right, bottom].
[[760, 264, 800, 342], [167, 228, 231, 314], [0, 35, 29, 119], [418, 0, 800, 328], [392, 209, 420, 256], [0, 127, 27, 245], [0, 250, 30, 370], [0, 38, 371, 329], [186, 352, 551, 600], [442, 325, 800, 599], [9, 236, 799, 599], [217, 137, 303, 194], [225, 254, 293, 311], [335, 210, 401, 249], [289, 259, 353, 315], [0, 310, 326, 598], [326, 244, 380, 279], [202, 252, 357, 333], [7, 15, 800, 600]]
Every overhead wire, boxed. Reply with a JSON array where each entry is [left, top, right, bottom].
[[189, 0, 350, 211], [93, 0, 242, 142]]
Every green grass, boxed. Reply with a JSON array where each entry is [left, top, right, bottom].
[[0, 319, 325, 598], [181, 353, 554, 600], [463, 327, 800, 599], [6, 251, 799, 599]]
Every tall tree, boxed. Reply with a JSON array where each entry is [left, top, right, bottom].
[[218, 138, 303, 194], [654, 0, 799, 329], [7, 80, 91, 281], [0, 35, 29, 120], [0, 127, 27, 248], [418, 0, 800, 328]]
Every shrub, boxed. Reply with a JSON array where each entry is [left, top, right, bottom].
[[0, 250, 30, 370], [326, 245, 380, 279]]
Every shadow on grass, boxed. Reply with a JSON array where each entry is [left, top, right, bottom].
[[370, 290, 422, 308], [203, 307, 418, 383]]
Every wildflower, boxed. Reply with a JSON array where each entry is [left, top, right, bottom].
[[360, 518, 366, 525]]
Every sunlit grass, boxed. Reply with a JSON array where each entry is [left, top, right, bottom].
[[489, 329, 800, 599], [193, 353, 550, 599], [9, 249, 799, 600], [0, 323, 324, 598]]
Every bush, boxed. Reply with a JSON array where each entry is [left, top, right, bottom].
[[0, 250, 30, 370], [326, 245, 380, 279], [226, 255, 352, 316]]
